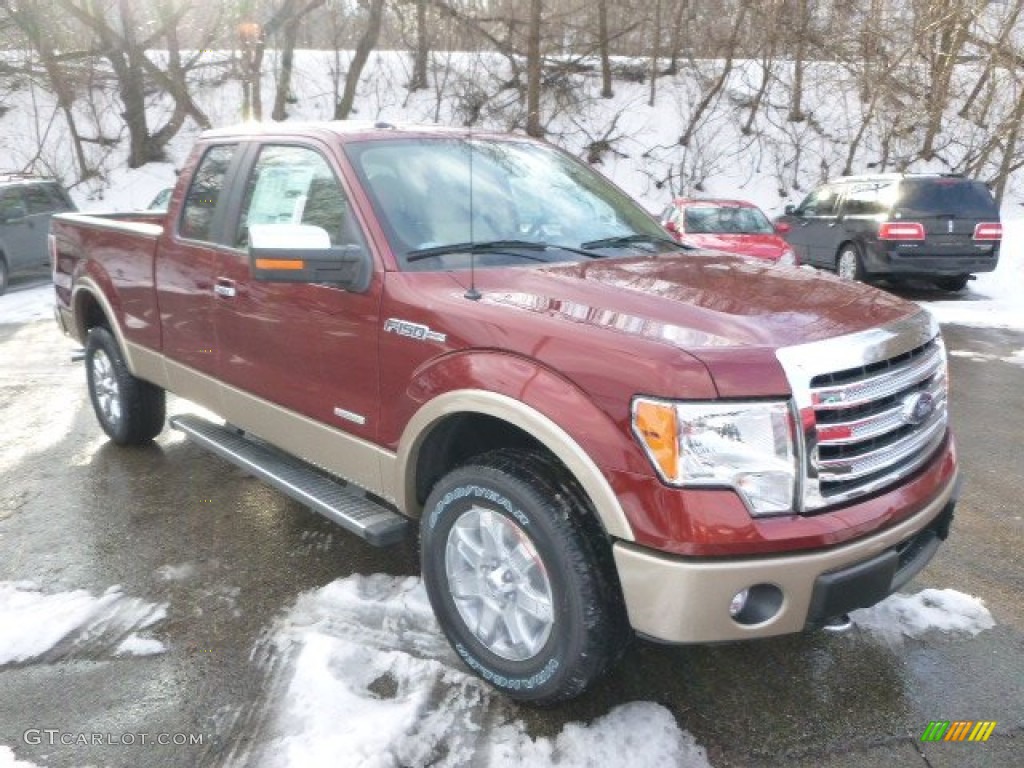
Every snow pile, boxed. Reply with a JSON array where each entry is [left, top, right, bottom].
[[851, 588, 995, 643], [0, 746, 42, 768], [228, 574, 710, 768], [920, 203, 1024, 332], [0, 582, 167, 665], [0, 284, 53, 325]]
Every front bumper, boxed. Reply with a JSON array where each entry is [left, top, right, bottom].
[[613, 471, 958, 643]]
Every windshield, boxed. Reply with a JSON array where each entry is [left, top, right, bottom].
[[683, 205, 773, 235], [343, 137, 670, 269]]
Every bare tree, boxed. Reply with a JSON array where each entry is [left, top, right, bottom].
[[334, 0, 386, 119], [525, 0, 543, 136]]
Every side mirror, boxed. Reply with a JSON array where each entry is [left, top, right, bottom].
[[774, 221, 791, 234], [783, 204, 796, 216], [249, 223, 371, 292], [664, 220, 678, 235]]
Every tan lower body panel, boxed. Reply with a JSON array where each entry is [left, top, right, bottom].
[[613, 473, 957, 643], [127, 346, 396, 503]]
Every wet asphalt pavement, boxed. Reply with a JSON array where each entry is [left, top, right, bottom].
[[0, 275, 1021, 767]]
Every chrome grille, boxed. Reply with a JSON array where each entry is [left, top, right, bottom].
[[777, 311, 949, 512]]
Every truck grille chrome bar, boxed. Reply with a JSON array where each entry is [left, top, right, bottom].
[[777, 311, 948, 512]]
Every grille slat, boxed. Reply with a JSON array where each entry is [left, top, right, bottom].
[[810, 344, 944, 410], [809, 337, 947, 504]]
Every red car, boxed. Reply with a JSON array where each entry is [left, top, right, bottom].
[[661, 198, 797, 265]]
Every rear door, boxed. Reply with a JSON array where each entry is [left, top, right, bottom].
[[155, 142, 243, 406], [22, 183, 74, 268], [0, 188, 34, 270]]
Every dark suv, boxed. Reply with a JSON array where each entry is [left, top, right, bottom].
[[775, 174, 1001, 291], [0, 175, 76, 295]]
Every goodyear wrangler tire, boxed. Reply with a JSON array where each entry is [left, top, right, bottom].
[[85, 326, 166, 445], [420, 449, 629, 705]]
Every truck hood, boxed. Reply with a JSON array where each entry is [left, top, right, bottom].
[[468, 252, 917, 353]]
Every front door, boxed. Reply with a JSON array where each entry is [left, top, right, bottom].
[[213, 142, 382, 446], [783, 184, 842, 268]]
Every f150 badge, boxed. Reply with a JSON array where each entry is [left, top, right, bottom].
[[384, 318, 447, 343]]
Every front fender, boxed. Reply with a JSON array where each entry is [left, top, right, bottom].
[[393, 351, 656, 541], [391, 354, 663, 540]]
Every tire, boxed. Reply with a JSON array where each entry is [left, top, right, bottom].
[[85, 326, 166, 444], [836, 244, 865, 282], [420, 449, 629, 705], [0, 255, 9, 296], [934, 274, 969, 292]]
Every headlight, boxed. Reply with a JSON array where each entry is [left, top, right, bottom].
[[778, 248, 797, 266], [632, 397, 797, 516]]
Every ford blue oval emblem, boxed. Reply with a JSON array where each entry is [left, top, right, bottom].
[[901, 392, 935, 426]]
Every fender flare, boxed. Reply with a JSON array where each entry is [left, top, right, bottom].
[[395, 388, 635, 542]]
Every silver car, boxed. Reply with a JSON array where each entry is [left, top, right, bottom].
[[0, 176, 76, 294]]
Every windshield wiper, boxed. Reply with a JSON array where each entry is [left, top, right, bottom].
[[406, 239, 599, 263], [581, 233, 686, 250]]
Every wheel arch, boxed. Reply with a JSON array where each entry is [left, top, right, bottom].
[[395, 390, 635, 542], [71, 278, 139, 373]]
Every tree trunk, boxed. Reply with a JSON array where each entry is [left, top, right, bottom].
[[597, 0, 613, 98], [272, 16, 301, 120], [334, 0, 385, 120], [410, 0, 430, 90], [525, 0, 543, 137], [648, 0, 661, 107]]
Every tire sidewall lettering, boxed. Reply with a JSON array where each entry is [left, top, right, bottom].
[[429, 482, 531, 530], [454, 642, 560, 692]]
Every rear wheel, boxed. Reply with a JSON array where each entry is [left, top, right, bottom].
[[85, 326, 166, 444], [0, 255, 9, 296], [420, 449, 629, 705], [836, 244, 865, 282], [934, 274, 969, 292]]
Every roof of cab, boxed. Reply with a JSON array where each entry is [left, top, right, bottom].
[[199, 120, 529, 144]]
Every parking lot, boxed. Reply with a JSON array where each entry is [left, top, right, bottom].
[[1, 274, 1022, 767]]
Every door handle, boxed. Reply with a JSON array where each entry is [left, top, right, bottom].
[[214, 278, 236, 298]]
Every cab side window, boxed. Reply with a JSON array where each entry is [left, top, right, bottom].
[[797, 185, 839, 217], [843, 182, 894, 216], [180, 144, 237, 242], [23, 184, 68, 215], [235, 145, 363, 249], [0, 190, 26, 222]]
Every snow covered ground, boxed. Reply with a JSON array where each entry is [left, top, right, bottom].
[[0, 50, 1016, 768], [0, 572, 997, 767]]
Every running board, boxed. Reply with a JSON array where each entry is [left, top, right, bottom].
[[170, 414, 409, 547]]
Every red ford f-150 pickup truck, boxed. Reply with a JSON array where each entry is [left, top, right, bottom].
[[52, 122, 958, 704]]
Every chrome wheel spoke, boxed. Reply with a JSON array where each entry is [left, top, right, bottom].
[[444, 504, 555, 661]]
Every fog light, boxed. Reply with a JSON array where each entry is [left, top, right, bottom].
[[729, 589, 750, 618], [729, 583, 784, 626]]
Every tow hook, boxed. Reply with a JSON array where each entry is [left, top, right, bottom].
[[822, 614, 853, 633]]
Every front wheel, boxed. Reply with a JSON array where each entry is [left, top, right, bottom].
[[85, 326, 166, 444], [0, 256, 9, 296], [420, 449, 629, 705], [836, 245, 865, 282]]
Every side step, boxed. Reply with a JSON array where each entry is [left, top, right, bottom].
[[170, 414, 410, 547]]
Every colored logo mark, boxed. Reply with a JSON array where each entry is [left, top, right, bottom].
[[921, 721, 997, 742]]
